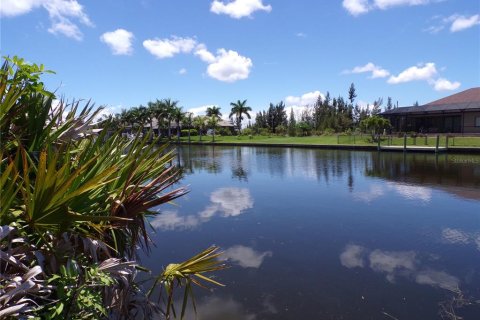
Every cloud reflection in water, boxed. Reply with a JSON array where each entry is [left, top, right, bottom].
[[224, 245, 273, 268], [442, 228, 480, 250], [151, 187, 253, 231], [353, 182, 432, 204], [340, 244, 460, 292]]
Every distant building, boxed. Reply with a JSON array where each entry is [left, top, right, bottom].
[[381, 87, 480, 134]]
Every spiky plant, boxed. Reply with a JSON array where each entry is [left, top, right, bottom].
[[0, 56, 225, 319]]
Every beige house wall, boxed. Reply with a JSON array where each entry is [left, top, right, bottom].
[[463, 112, 480, 133]]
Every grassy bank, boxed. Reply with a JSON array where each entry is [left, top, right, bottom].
[[169, 134, 480, 148]]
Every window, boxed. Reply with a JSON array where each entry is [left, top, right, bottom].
[[476, 116, 480, 127]]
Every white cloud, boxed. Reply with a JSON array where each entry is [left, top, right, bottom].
[[285, 91, 324, 107], [296, 32, 307, 38], [187, 105, 213, 116], [194, 44, 217, 63], [342, 0, 371, 16], [345, 62, 390, 78], [449, 14, 480, 32], [388, 62, 437, 84], [1, 0, 93, 40], [179, 68, 187, 75], [224, 245, 272, 268], [100, 29, 134, 55], [0, 0, 43, 17], [205, 49, 253, 82], [343, 0, 433, 16], [433, 78, 461, 91], [374, 0, 430, 10], [210, 0, 272, 19], [143, 36, 197, 59], [143, 38, 253, 83], [387, 62, 461, 91], [48, 19, 82, 40]]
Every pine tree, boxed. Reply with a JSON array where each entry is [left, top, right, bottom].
[[348, 83, 357, 105]]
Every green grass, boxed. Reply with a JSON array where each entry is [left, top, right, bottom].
[[171, 134, 373, 145], [167, 134, 480, 148]]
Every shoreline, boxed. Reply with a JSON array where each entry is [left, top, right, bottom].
[[169, 141, 480, 154]]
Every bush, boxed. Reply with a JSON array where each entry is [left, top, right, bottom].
[[242, 127, 254, 136], [275, 125, 287, 136], [218, 127, 232, 136], [181, 129, 197, 136], [258, 128, 271, 136], [322, 128, 336, 136]]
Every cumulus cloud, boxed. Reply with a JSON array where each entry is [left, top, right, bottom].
[[210, 0, 272, 19], [100, 29, 134, 55], [344, 62, 390, 78], [432, 78, 461, 91], [426, 14, 480, 34], [143, 39, 253, 82], [1, 0, 93, 40], [285, 91, 324, 107], [194, 44, 217, 63], [48, 20, 83, 40], [342, 0, 371, 16], [143, 36, 197, 59], [224, 245, 272, 268], [388, 62, 437, 84], [343, 0, 433, 16], [204, 49, 253, 82], [449, 14, 480, 32], [187, 105, 213, 116], [386, 62, 461, 91], [179, 68, 187, 75]]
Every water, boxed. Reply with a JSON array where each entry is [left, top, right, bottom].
[[145, 146, 480, 319]]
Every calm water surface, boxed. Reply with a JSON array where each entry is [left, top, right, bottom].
[[145, 146, 480, 320]]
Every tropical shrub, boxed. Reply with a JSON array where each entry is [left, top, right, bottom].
[[181, 129, 197, 136], [0, 56, 225, 319]]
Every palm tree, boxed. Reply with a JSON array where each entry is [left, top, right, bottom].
[[193, 116, 206, 142], [229, 99, 252, 133], [163, 98, 178, 139], [151, 99, 167, 138], [207, 116, 219, 142], [172, 106, 184, 142], [206, 106, 222, 118], [184, 112, 194, 143]]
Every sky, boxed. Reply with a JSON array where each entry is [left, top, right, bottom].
[[1, 0, 479, 118]]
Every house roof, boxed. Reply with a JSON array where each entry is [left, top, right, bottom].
[[382, 87, 480, 115], [426, 87, 480, 105]]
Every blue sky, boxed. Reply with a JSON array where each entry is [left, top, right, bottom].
[[1, 0, 479, 117]]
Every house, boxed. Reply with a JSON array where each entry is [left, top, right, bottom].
[[381, 87, 480, 134]]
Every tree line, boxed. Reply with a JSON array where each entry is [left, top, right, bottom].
[[103, 83, 395, 138]]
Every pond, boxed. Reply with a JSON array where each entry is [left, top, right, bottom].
[[145, 146, 480, 320]]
